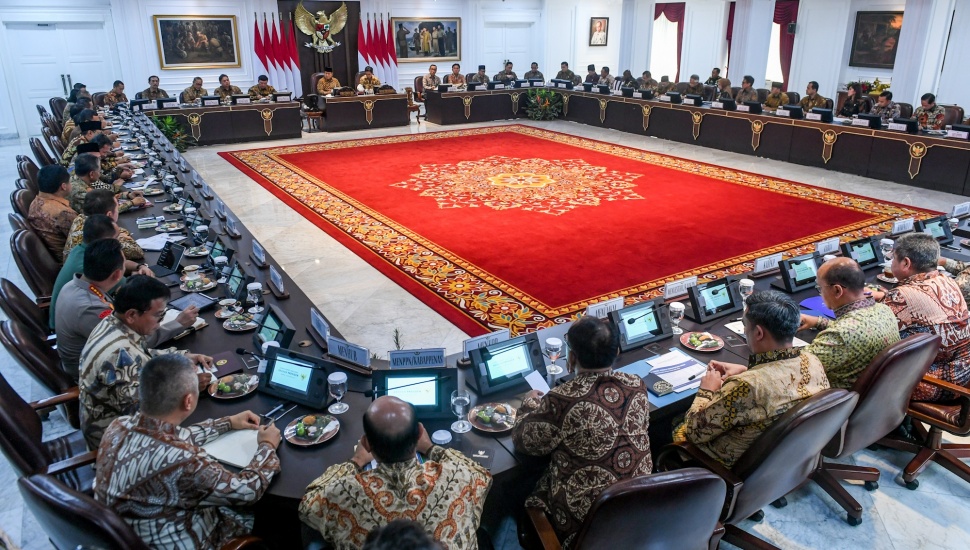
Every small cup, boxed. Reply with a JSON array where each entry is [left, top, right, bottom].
[[822, 254, 837, 263], [668, 302, 686, 313], [183, 265, 201, 281]]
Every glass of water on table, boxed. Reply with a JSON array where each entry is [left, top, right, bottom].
[[451, 389, 472, 433]]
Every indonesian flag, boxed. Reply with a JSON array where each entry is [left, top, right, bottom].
[[376, 15, 390, 84], [270, 15, 286, 91], [357, 17, 368, 76], [252, 16, 266, 77], [287, 16, 304, 97], [279, 15, 294, 92], [385, 16, 398, 89], [263, 16, 279, 88], [367, 17, 383, 83]]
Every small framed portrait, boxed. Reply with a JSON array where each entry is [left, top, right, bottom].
[[589, 17, 609, 47], [153, 15, 242, 70]]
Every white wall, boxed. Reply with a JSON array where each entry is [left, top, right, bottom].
[[0, 42, 16, 139], [788, 0, 852, 100], [937, 4, 970, 106], [838, 0, 904, 89], [680, 0, 730, 83]]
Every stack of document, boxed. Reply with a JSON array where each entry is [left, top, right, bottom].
[[136, 233, 185, 251], [646, 349, 707, 392]]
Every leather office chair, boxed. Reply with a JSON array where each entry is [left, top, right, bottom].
[[861, 95, 874, 114], [405, 87, 424, 123], [0, 366, 89, 492], [571, 75, 582, 85], [730, 86, 741, 99], [0, 319, 78, 428], [675, 82, 689, 95], [11, 187, 36, 218], [92, 91, 107, 108], [20, 474, 271, 550], [14, 178, 26, 190], [466, 72, 475, 82], [658, 389, 859, 550], [309, 72, 325, 96], [178, 91, 187, 103], [0, 279, 52, 338], [11, 229, 61, 300], [823, 98, 834, 110], [36, 104, 50, 118], [806, 334, 938, 525], [19, 157, 40, 194], [756, 88, 769, 103], [941, 104, 964, 127], [413, 75, 426, 101], [134, 91, 143, 100], [354, 71, 366, 88], [702, 85, 716, 101], [42, 113, 61, 138], [787, 91, 800, 105], [8, 212, 30, 234], [29, 137, 55, 167], [898, 102, 914, 119], [48, 133, 66, 158], [520, 468, 726, 550], [50, 97, 66, 123]]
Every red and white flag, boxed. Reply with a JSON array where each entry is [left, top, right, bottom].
[[367, 16, 383, 83], [286, 15, 303, 97], [279, 15, 294, 92], [385, 16, 398, 89], [357, 17, 368, 77], [252, 15, 266, 77]]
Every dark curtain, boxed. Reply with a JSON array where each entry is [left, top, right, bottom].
[[277, 1, 362, 93], [655, 3, 686, 82], [774, 0, 799, 91], [726, 2, 736, 75]]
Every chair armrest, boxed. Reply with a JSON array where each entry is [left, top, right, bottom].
[[657, 441, 742, 520], [29, 387, 79, 410], [35, 296, 51, 307], [917, 374, 970, 399], [220, 535, 268, 550], [526, 507, 561, 550], [46, 449, 96, 477]]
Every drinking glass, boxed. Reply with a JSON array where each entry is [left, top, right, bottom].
[[949, 218, 960, 233], [668, 302, 686, 335], [246, 282, 264, 314], [450, 389, 472, 433], [327, 372, 349, 414], [194, 224, 209, 244], [880, 238, 895, 280], [213, 256, 229, 283], [738, 279, 755, 309], [544, 337, 563, 375]]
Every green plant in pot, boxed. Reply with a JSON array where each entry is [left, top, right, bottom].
[[525, 88, 564, 121], [151, 115, 197, 152]]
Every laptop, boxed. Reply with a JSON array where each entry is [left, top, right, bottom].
[[151, 241, 186, 283]]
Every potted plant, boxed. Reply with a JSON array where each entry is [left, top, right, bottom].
[[525, 88, 564, 121], [150, 115, 197, 152]]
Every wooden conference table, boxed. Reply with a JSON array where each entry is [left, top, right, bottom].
[[140, 102, 302, 146], [423, 87, 970, 197], [322, 94, 410, 132]]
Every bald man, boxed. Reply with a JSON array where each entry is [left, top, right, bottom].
[[299, 396, 491, 549], [799, 257, 900, 388]]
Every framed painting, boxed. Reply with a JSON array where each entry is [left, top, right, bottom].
[[589, 17, 609, 47], [390, 18, 461, 62], [153, 15, 242, 70], [848, 11, 903, 69]]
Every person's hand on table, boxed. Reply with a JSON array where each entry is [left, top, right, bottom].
[[523, 390, 545, 402], [128, 189, 145, 199], [351, 437, 374, 469], [174, 305, 199, 327], [188, 353, 214, 370], [117, 167, 133, 180], [709, 360, 746, 378], [258, 422, 282, 450], [798, 314, 819, 332], [699, 365, 724, 392], [135, 263, 154, 276], [416, 423, 434, 455], [229, 410, 260, 430]]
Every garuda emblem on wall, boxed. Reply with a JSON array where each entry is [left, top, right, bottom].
[[295, 2, 349, 54]]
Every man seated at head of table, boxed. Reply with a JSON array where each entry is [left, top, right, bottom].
[[871, 233, 970, 402], [523, 62, 544, 81], [422, 64, 441, 91], [673, 290, 830, 467], [494, 61, 518, 84], [444, 63, 465, 86], [95, 353, 281, 549], [512, 316, 652, 548], [69, 153, 144, 214], [214, 74, 243, 100], [299, 396, 492, 549], [915, 92, 946, 131], [359, 66, 382, 91], [799, 80, 828, 111], [27, 164, 77, 260], [103, 80, 129, 107], [799, 258, 900, 389], [637, 70, 658, 92], [762, 82, 789, 111], [248, 74, 277, 101], [584, 64, 598, 84], [870, 91, 901, 124], [79, 275, 215, 449], [555, 61, 576, 83], [685, 74, 704, 96], [182, 76, 208, 103], [469, 64, 489, 84], [655, 75, 674, 95], [315, 67, 340, 95], [140, 75, 168, 100], [735, 75, 759, 103]]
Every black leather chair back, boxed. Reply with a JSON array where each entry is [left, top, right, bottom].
[[787, 91, 800, 104], [861, 95, 874, 114], [756, 88, 769, 103], [942, 104, 965, 126], [19, 474, 151, 550], [727, 389, 858, 523], [571, 468, 725, 550], [674, 82, 689, 95], [414, 75, 425, 100], [11, 188, 35, 218], [8, 213, 30, 234], [19, 159, 40, 194], [898, 102, 914, 119], [50, 97, 67, 122], [10, 229, 60, 299], [48, 134, 65, 157], [0, 319, 78, 428], [29, 137, 55, 167], [0, 369, 52, 477], [36, 104, 49, 118], [92, 92, 107, 108], [0, 278, 49, 336]]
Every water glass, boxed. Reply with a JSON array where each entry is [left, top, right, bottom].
[[328, 372, 349, 414], [246, 282, 264, 314], [668, 302, 686, 335], [450, 389, 472, 433], [949, 218, 960, 232], [544, 337, 563, 375], [738, 279, 755, 308]]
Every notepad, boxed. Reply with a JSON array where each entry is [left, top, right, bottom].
[[646, 349, 706, 392], [201, 429, 259, 468], [724, 321, 809, 347]]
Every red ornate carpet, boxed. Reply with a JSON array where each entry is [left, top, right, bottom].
[[219, 125, 937, 336]]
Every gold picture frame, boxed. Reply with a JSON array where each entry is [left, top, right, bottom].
[[390, 17, 461, 63], [153, 15, 242, 70]]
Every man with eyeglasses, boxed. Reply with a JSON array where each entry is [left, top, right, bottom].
[[79, 275, 214, 449], [799, 257, 899, 389]]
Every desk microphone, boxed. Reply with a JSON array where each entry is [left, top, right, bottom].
[[236, 347, 263, 360], [364, 375, 452, 399]]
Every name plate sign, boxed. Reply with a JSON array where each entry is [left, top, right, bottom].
[[815, 237, 841, 255], [951, 201, 970, 218], [269, 264, 284, 294], [310, 308, 330, 341], [251, 239, 266, 264], [892, 218, 915, 234], [203, 99, 219, 106], [752, 253, 784, 276], [557, 82, 567, 88], [236, 97, 251, 105], [805, 113, 822, 121], [888, 122, 908, 131], [585, 297, 625, 318], [947, 129, 970, 140], [737, 105, 750, 112], [852, 118, 872, 127], [712, 101, 724, 109], [659, 95, 671, 102], [611, 90, 622, 96], [493, 83, 505, 89], [389, 348, 447, 369], [776, 108, 790, 117], [530, 81, 542, 87], [664, 276, 698, 300], [327, 336, 371, 368], [273, 93, 292, 103], [461, 329, 511, 359], [632, 92, 642, 99]]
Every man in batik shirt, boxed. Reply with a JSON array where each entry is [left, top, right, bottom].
[[870, 91, 902, 124], [675, 291, 830, 467], [800, 258, 900, 388], [939, 256, 970, 303], [79, 276, 214, 448], [874, 233, 970, 401], [26, 165, 77, 259], [96, 354, 281, 549], [300, 396, 491, 549], [914, 92, 947, 130], [513, 317, 652, 548], [103, 80, 129, 107]]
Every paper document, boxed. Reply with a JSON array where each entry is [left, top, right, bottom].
[[136, 233, 185, 251], [724, 321, 808, 347], [646, 349, 707, 392], [524, 370, 551, 393], [201, 429, 259, 468]]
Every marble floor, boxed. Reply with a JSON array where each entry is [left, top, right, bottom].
[[2, 118, 970, 549]]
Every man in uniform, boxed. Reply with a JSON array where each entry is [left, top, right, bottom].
[[61, 120, 102, 166], [523, 62, 544, 81], [315, 67, 340, 95], [213, 74, 242, 101], [685, 74, 705, 96], [555, 62, 576, 82], [444, 63, 465, 86], [584, 64, 598, 83], [396, 23, 411, 58], [656, 76, 674, 95], [493, 61, 517, 83], [704, 68, 721, 86], [140, 76, 168, 100], [421, 64, 441, 91], [104, 80, 128, 107], [637, 70, 658, 91], [182, 77, 208, 103], [69, 153, 143, 214], [799, 81, 828, 111], [763, 82, 789, 111], [358, 66, 381, 91], [735, 75, 759, 103], [469, 65, 489, 84], [597, 66, 615, 88], [247, 75, 276, 101]]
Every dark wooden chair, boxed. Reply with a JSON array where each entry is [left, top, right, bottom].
[[413, 75, 426, 102], [807, 334, 938, 525], [658, 389, 859, 550], [49, 97, 67, 123], [8, 212, 30, 234], [92, 91, 107, 108], [0, 278, 52, 338], [519, 468, 726, 550], [19, 157, 40, 194], [10, 229, 61, 300], [787, 91, 800, 105], [29, 137, 55, 167], [941, 104, 964, 127], [405, 87, 424, 123], [0, 319, 78, 428], [11, 188, 35, 218], [897, 102, 914, 119]]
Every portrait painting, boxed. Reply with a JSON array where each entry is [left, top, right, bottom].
[[589, 17, 609, 47], [153, 15, 242, 70], [848, 11, 903, 69], [390, 18, 461, 62]]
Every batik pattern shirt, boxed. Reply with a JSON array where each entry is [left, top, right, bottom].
[[675, 348, 830, 467], [421, 74, 441, 90], [800, 94, 828, 111], [78, 315, 186, 449], [247, 85, 277, 101], [213, 86, 243, 100], [735, 87, 759, 103], [61, 135, 90, 166], [884, 270, 970, 401], [26, 192, 77, 259], [103, 91, 129, 107], [316, 78, 340, 95], [67, 173, 133, 214], [685, 82, 705, 96], [512, 371, 652, 548], [182, 87, 209, 102], [870, 101, 901, 124], [555, 70, 576, 82], [139, 88, 169, 100], [806, 298, 901, 389], [62, 213, 144, 261], [299, 446, 491, 550], [95, 413, 279, 549], [763, 92, 789, 109], [943, 258, 970, 303], [637, 77, 658, 91], [915, 104, 946, 130], [523, 70, 544, 81]]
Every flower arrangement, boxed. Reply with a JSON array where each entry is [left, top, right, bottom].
[[525, 88, 563, 121], [845, 78, 891, 95], [150, 115, 197, 152]]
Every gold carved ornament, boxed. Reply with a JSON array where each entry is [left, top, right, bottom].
[[691, 111, 703, 140], [294, 2, 348, 54], [751, 119, 764, 151], [261, 108, 274, 135], [187, 113, 202, 140], [362, 100, 375, 125], [908, 142, 927, 179], [562, 93, 570, 115], [510, 92, 521, 116], [821, 129, 838, 164], [462, 95, 473, 120], [642, 104, 651, 131], [599, 99, 608, 124]]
